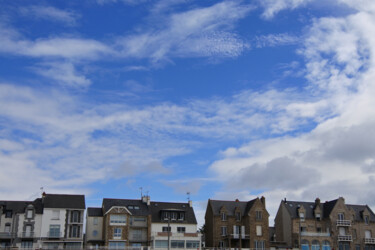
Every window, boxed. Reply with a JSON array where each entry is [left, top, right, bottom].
[[302, 240, 310, 250], [66, 243, 81, 249], [338, 213, 344, 220], [93, 217, 98, 225], [110, 214, 126, 224], [134, 206, 139, 210], [356, 245, 361, 250], [322, 241, 331, 250], [236, 212, 241, 221], [177, 227, 186, 233], [255, 240, 265, 250], [219, 241, 225, 248], [365, 230, 372, 239], [128, 206, 134, 209], [317, 227, 322, 233], [171, 212, 177, 220], [113, 228, 122, 238], [186, 241, 200, 248], [365, 216, 370, 225], [71, 211, 80, 223], [69, 225, 80, 238], [221, 212, 227, 221], [301, 227, 307, 232], [49, 225, 60, 237], [134, 217, 146, 222], [155, 240, 168, 248], [162, 226, 171, 232], [25, 225, 32, 237], [26, 210, 33, 219], [92, 230, 98, 237], [5, 223, 11, 233], [256, 225, 262, 236], [21, 241, 33, 249], [47, 243, 59, 249], [5, 211, 12, 218], [312, 240, 320, 250], [171, 241, 185, 248], [256, 211, 262, 220], [178, 212, 185, 220], [108, 242, 125, 249], [52, 210, 60, 220], [163, 211, 170, 219], [316, 213, 321, 221], [221, 226, 227, 236], [300, 212, 305, 221], [353, 229, 357, 239], [132, 229, 142, 240]]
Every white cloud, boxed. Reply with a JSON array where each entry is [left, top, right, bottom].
[[117, 1, 254, 62], [255, 33, 299, 48], [259, 0, 313, 19], [209, 0, 375, 214], [19, 5, 79, 26]]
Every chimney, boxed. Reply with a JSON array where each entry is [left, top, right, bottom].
[[261, 196, 266, 207], [235, 199, 239, 202], [42, 192, 46, 203], [315, 198, 320, 206], [189, 200, 193, 207], [142, 195, 150, 206]]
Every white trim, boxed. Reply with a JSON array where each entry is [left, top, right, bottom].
[[104, 206, 132, 215]]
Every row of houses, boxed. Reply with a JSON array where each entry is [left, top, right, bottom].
[[1, 193, 375, 250]]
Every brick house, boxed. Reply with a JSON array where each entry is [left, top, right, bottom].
[[274, 197, 375, 250], [205, 197, 270, 249]]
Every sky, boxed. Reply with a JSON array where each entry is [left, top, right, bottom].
[[1, 0, 375, 227]]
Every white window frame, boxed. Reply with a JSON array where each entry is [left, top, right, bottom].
[[256, 225, 262, 236], [221, 226, 227, 236]]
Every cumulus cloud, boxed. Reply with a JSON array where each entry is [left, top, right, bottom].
[[259, 0, 313, 19]]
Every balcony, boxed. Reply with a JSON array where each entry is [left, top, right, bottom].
[[364, 238, 375, 244], [19, 232, 35, 238], [337, 220, 351, 226], [230, 234, 250, 239], [47, 231, 63, 238], [0, 232, 16, 238], [301, 232, 330, 237], [338, 235, 352, 241]]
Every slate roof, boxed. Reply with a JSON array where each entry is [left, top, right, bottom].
[[43, 194, 85, 209], [87, 207, 103, 217], [150, 201, 197, 224], [208, 198, 257, 216], [102, 198, 150, 216], [347, 204, 375, 222], [0, 198, 43, 214]]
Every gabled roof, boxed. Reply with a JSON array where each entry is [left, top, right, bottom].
[[150, 201, 197, 224], [102, 198, 150, 216], [208, 198, 257, 216], [0, 198, 43, 214], [43, 194, 85, 209], [348, 204, 375, 222], [87, 207, 103, 217]]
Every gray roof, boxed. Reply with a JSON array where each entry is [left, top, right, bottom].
[[43, 194, 85, 209], [208, 199, 257, 216], [102, 198, 150, 216], [150, 201, 197, 224], [87, 207, 103, 217], [0, 198, 43, 214], [347, 204, 375, 222]]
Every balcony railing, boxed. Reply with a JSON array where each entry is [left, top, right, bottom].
[[337, 220, 351, 226], [338, 235, 353, 241], [301, 232, 330, 237], [19, 232, 35, 238], [47, 231, 63, 238], [365, 238, 375, 244], [0, 232, 16, 238]]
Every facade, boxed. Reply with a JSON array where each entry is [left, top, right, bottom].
[[0, 199, 43, 249], [86, 208, 104, 248], [150, 200, 201, 249], [0, 193, 85, 249], [274, 197, 375, 250], [205, 197, 270, 249]]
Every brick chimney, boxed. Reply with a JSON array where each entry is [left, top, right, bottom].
[[315, 198, 320, 206], [261, 196, 266, 207]]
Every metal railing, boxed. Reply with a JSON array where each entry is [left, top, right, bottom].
[[336, 220, 351, 226], [47, 231, 63, 238], [300, 232, 330, 237], [365, 238, 375, 244], [19, 232, 35, 238], [338, 235, 353, 241], [0, 232, 16, 238]]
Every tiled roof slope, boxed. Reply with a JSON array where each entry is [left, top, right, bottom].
[[150, 201, 197, 224], [0, 198, 43, 214], [102, 198, 150, 216], [208, 198, 257, 216], [87, 207, 103, 217], [347, 204, 375, 222], [43, 194, 85, 209]]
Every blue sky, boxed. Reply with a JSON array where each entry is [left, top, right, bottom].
[[1, 0, 375, 226]]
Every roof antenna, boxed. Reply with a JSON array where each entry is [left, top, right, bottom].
[[40, 187, 44, 195], [187, 192, 191, 202], [140, 187, 143, 198]]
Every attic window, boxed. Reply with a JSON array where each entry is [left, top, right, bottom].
[[236, 212, 241, 221], [221, 212, 227, 221], [128, 206, 134, 209], [5, 211, 12, 218], [365, 215, 369, 225], [134, 206, 139, 210], [316, 213, 321, 221], [300, 212, 305, 221]]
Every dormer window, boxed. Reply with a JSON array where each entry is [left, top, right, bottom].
[[26, 209, 33, 219], [178, 212, 185, 220], [300, 212, 305, 221], [256, 211, 262, 220], [365, 215, 369, 225], [236, 212, 241, 221], [171, 212, 177, 220], [316, 213, 321, 221], [5, 211, 12, 218], [338, 213, 344, 220], [221, 212, 227, 221]]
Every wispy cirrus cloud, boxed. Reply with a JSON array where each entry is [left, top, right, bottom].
[[255, 33, 300, 48], [117, 1, 254, 62], [19, 5, 79, 26]]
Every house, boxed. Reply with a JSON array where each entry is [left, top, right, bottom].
[[39, 193, 86, 249], [150, 200, 201, 249], [85, 207, 104, 248], [0, 199, 43, 249], [274, 197, 375, 250], [204, 197, 270, 249]]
